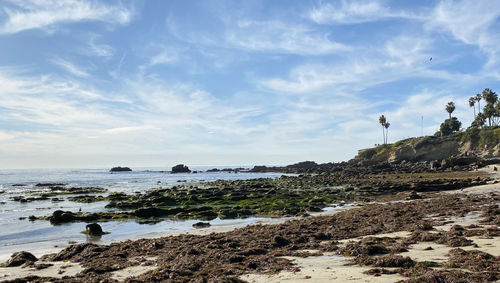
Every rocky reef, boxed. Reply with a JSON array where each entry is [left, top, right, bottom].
[[109, 166, 132, 172], [171, 164, 191, 173]]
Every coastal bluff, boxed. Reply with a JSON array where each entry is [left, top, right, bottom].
[[355, 128, 500, 166]]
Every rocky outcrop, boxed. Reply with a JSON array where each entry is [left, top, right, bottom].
[[171, 164, 191, 173], [110, 167, 132, 172], [388, 137, 460, 163]]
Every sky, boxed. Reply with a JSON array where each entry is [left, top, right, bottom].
[[1, 0, 500, 169]]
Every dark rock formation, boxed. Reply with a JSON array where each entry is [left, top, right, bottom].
[[86, 223, 104, 236], [6, 251, 37, 267], [50, 210, 77, 224], [35, 183, 65, 187], [192, 222, 211, 228], [110, 167, 132, 172], [171, 164, 191, 173]]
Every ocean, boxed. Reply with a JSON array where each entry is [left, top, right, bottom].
[[0, 167, 289, 261]]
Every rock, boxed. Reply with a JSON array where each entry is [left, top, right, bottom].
[[110, 166, 132, 172], [6, 251, 38, 267], [50, 210, 77, 224], [171, 164, 191, 173], [35, 183, 65, 187], [86, 223, 104, 236], [133, 207, 169, 218], [192, 222, 211, 228]]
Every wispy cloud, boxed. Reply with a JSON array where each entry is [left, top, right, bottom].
[[225, 20, 350, 55], [86, 34, 114, 58], [427, 0, 500, 68], [0, 0, 133, 34], [308, 0, 423, 25], [51, 58, 90, 77], [259, 33, 472, 95]]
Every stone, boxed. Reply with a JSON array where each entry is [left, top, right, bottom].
[[86, 223, 104, 236], [50, 210, 77, 224]]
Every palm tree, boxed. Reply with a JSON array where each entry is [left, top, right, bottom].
[[482, 88, 498, 104], [384, 122, 390, 144], [445, 101, 455, 119], [379, 115, 387, 144], [469, 97, 476, 118], [475, 93, 482, 115]]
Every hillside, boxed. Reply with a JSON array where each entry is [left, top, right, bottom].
[[354, 127, 500, 167]]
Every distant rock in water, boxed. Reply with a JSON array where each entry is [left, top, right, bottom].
[[171, 164, 191, 173], [110, 166, 132, 172], [35, 183, 65, 187], [192, 222, 211, 228]]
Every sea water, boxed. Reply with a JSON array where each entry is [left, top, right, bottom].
[[0, 167, 289, 261]]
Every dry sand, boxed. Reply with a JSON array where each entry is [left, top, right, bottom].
[[0, 260, 84, 281]]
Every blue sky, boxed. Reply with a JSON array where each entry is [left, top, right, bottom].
[[1, 0, 500, 169]]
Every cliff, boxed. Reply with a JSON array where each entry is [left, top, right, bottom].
[[354, 127, 500, 166]]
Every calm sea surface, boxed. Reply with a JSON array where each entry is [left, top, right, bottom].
[[0, 167, 290, 260]]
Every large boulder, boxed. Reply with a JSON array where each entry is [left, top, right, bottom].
[[50, 210, 77, 224], [6, 251, 37, 267], [85, 223, 104, 236], [171, 164, 191, 173]]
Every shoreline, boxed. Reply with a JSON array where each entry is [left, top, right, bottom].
[[0, 167, 498, 282], [0, 202, 357, 263]]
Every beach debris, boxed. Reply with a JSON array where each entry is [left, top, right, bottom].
[[5, 251, 38, 267], [407, 191, 422, 200], [273, 235, 290, 247]]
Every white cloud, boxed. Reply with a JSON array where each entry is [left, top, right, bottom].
[[259, 33, 474, 95], [427, 0, 500, 68], [86, 35, 114, 58], [225, 20, 350, 55], [309, 0, 422, 25], [0, 0, 133, 34], [51, 58, 90, 77]]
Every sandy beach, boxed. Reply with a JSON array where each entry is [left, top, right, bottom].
[[0, 166, 498, 282]]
